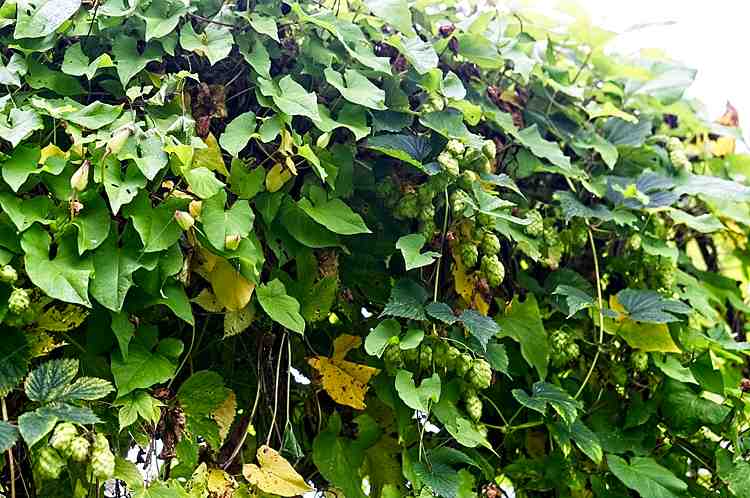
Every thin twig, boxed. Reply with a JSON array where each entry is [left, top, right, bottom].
[[189, 13, 236, 28], [266, 333, 287, 446], [575, 228, 605, 399]]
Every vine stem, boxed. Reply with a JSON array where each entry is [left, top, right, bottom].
[[574, 228, 605, 400], [2, 397, 15, 498], [267, 333, 287, 446], [433, 187, 450, 304]]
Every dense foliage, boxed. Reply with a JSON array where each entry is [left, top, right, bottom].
[[1, 0, 749, 496]]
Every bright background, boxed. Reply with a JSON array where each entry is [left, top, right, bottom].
[[542, 0, 749, 144]]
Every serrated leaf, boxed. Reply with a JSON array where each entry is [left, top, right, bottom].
[[59, 377, 113, 401], [512, 381, 582, 426], [553, 284, 595, 317], [459, 309, 499, 351], [396, 234, 440, 271], [425, 302, 459, 325], [111, 343, 177, 397], [382, 279, 429, 320], [24, 358, 78, 403], [0, 420, 19, 453], [308, 339, 379, 410], [0, 328, 30, 397], [615, 289, 691, 323], [365, 133, 431, 170], [661, 379, 730, 435], [18, 409, 57, 448], [607, 455, 687, 498]]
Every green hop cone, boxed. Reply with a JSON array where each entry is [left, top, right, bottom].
[[631, 351, 649, 373], [611, 364, 628, 386], [0, 264, 18, 284], [628, 234, 642, 251], [477, 156, 494, 175], [482, 139, 497, 160], [525, 210, 544, 237], [433, 341, 448, 368], [50, 422, 77, 454], [468, 359, 492, 390], [446, 346, 460, 371], [395, 193, 419, 220], [461, 148, 485, 171], [457, 170, 479, 191], [450, 189, 472, 217], [419, 345, 433, 368], [460, 243, 479, 269], [456, 353, 473, 377], [91, 434, 115, 481], [477, 213, 493, 228], [69, 436, 91, 463], [480, 254, 505, 287], [37, 447, 66, 480], [480, 232, 501, 256], [464, 391, 483, 421], [437, 151, 460, 177], [476, 423, 488, 439], [418, 203, 436, 223], [549, 329, 580, 368], [417, 184, 435, 206], [446, 139, 466, 157], [420, 219, 437, 240], [8, 287, 31, 314], [402, 347, 418, 364], [383, 344, 403, 376]]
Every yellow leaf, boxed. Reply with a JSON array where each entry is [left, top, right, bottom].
[[600, 296, 680, 353], [210, 258, 255, 311], [224, 304, 256, 338], [193, 133, 229, 176], [266, 163, 292, 192], [39, 144, 66, 164], [332, 334, 362, 360], [213, 391, 237, 444], [242, 445, 313, 497], [207, 468, 234, 495], [33, 303, 88, 332], [307, 355, 379, 410], [451, 246, 489, 316], [192, 288, 224, 312], [711, 136, 735, 157]]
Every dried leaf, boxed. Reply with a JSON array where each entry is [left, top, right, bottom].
[[213, 391, 237, 445]]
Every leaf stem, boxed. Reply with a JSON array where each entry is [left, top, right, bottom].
[[266, 333, 286, 446], [2, 398, 14, 498], [574, 228, 605, 400]]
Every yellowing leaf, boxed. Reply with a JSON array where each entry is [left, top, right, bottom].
[[39, 143, 66, 164], [332, 334, 362, 359], [192, 288, 225, 312], [33, 303, 88, 332], [711, 136, 735, 157], [266, 162, 292, 192], [208, 468, 234, 494], [193, 133, 229, 177], [308, 334, 379, 410], [602, 296, 680, 353], [451, 246, 489, 316], [213, 390, 237, 444], [210, 258, 255, 311], [243, 445, 313, 497]]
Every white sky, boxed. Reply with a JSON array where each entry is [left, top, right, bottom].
[[572, 0, 750, 143]]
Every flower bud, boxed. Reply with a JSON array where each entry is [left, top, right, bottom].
[[70, 161, 90, 192], [106, 126, 132, 157], [224, 234, 241, 251], [188, 200, 202, 219], [174, 211, 195, 231]]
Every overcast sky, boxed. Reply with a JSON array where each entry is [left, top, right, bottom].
[[572, 0, 749, 144]]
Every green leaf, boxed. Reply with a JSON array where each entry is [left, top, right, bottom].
[[399, 328, 424, 349], [0, 420, 19, 453], [517, 125, 571, 171], [456, 33, 503, 69], [14, 0, 81, 39], [382, 279, 429, 321], [256, 279, 305, 334], [419, 108, 482, 147], [91, 230, 146, 312], [425, 302, 459, 325], [24, 358, 79, 403], [661, 379, 730, 435], [139, 0, 188, 41], [317, 104, 371, 142], [22, 226, 92, 306], [385, 34, 438, 74], [0, 108, 43, 148], [553, 285, 595, 318], [441, 71, 466, 100], [365, 133, 431, 170], [396, 234, 440, 271], [219, 112, 257, 156], [116, 391, 162, 430], [298, 191, 370, 235], [0, 53, 27, 87], [184, 167, 225, 199], [18, 409, 57, 448], [177, 370, 229, 414], [324, 68, 386, 110], [607, 455, 687, 498], [0, 328, 30, 397], [258, 76, 321, 122], [202, 190, 254, 251], [365, 319, 400, 358], [72, 192, 112, 254], [716, 448, 750, 498], [512, 381, 582, 426], [103, 162, 147, 215], [486, 343, 509, 376], [0, 192, 51, 232], [616, 289, 691, 323], [395, 370, 440, 412], [668, 209, 724, 233], [602, 117, 652, 147], [496, 294, 549, 379], [459, 310, 500, 351], [237, 35, 271, 79], [112, 38, 162, 86], [124, 133, 169, 181], [59, 377, 113, 401], [553, 191, 615, 223], [653, 355, 698, 384], [125, 193, 185, 253], [110, 311, 135, 361], [313, 418, 369, 498], [675, 174, 750, 202], [279, 200, 340, 248], [364, 0, 414, 35], [180, 21, 233, 66], [62, 42, 114, 80], [242, 13, 279, 41], [111, 342, 178, 397], [230, 160, 265, 199], [37, 99, 124, 130], [1, 144, 41, 191]]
